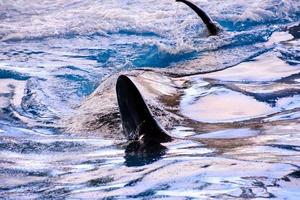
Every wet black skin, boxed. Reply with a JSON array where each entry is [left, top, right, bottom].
[[176, 0, 220, 35], [116, 75, 172, 144]]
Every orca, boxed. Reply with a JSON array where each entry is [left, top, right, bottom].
[[66, 1, 299, 147], [114, 1, 222, 143]]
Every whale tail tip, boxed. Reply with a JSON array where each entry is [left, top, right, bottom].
[[116, 75, 172, 144], [176, 0, 221, 36]]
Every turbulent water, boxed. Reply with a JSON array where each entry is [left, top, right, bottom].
[[0, 0, 300, 199]]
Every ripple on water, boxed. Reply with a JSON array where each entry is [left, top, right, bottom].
[[0, 1, 300, 199], [181, 87, 274, 123], [180, 51, 300, 123]]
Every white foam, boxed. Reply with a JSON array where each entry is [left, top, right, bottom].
[[0, 0, 298, 42]]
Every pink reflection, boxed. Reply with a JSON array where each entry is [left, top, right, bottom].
[[202, 54, 300, 82], [181, 89, 274, 122]]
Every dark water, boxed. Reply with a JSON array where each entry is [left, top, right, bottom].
[[0, 0, 300, 199]]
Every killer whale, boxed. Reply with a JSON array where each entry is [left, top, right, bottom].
[[115, 1, 221, 143], [66, 2, 300, 148]]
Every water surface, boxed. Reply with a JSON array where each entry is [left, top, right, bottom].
[[0, 0, 300, 199]]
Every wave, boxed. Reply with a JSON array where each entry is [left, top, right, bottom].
[[0, 0, 299, 42]]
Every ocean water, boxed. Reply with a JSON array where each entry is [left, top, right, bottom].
[[0, 0, 300, 199]]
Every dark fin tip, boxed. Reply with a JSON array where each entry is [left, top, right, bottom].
[[176, 0, 220, 35], [116, 75, 172, 143]]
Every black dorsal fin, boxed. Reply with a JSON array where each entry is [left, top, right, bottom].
[[116, 75, 172, 143], [176, 0, 220, 35]]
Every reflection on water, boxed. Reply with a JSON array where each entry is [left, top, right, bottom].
[[201, 54, 300, 82], [124, 141, 167, 167], [0, 0, 300, 199], [181, 52, 300, 123], [181, 86, 274, 122]]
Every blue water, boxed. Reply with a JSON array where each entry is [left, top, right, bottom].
[[0, 0, 300, 199]]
